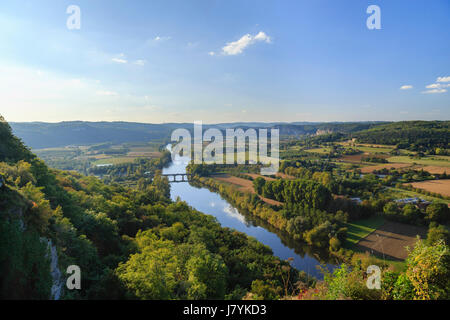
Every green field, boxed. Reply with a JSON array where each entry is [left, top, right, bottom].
[[387, 155, 450, 167], [344, 216, 386, 248], [304, 147, 331, 154], [92, 156, 140, 165], [353, 146, 394, 154]]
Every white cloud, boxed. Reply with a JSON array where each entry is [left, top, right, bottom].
[[133, 60, 146, 66], [112, 57, 127, 64], [154, 36, 171, 41], [254, 31, 271, 42], [437, 76, 450, 83], [221, 31, 272, 56], [208, 51, 215, 56], [421, 88, 447, 94], [421, 76, 450, 93], [400, 85, 413, 90], [426, 83, 450, 89]]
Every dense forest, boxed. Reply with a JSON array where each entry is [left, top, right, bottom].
[[353, 121, 450, 153], [0, 116, 307, 300]]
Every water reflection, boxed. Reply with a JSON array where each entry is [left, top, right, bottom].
[[163, 145, 337, 278]]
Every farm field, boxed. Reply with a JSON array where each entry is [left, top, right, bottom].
[[387, 155, 450, 167], [213, 174, 283, 206], [359, 163, 412, 173], [415, 166, 449, 175], [405, 179, 450, 198], [92, 156, 142, 165], [92, 152, 162, 166], [354, 221, 427, 261], [304, 147, 331, 154], [339, 153, 367, 162], [344, 216, 386, 248], [353, 145, 394, 154], [33, 141, 165, 171]]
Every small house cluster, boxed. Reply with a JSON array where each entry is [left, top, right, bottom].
[[394, 197, 431, 210]]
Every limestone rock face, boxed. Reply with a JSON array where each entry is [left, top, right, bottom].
[[45, 239, 64, 300]]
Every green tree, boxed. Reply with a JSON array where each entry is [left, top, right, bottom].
[[402, 203, 421, 224], [405, 239, 450, 299], [186, 247, 228, 300], [426, 224, 450, 245], [253, 177, 266, 195], [425, 202, 449, 224]]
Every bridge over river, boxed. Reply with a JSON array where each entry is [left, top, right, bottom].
[[161, 173, 193, 182]]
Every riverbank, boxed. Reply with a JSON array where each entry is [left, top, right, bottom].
[[189, 175, 344, 260], [187, 175, 407, 273], [163, 148, 338, 278]]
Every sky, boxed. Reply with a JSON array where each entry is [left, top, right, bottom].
[[0, 0, 449, 123]]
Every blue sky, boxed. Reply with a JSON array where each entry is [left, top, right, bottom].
[[0, 0, 449, 123]]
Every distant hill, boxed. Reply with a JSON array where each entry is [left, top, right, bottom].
[[9, 121, 184, 149], [353, 121, 450, 151], [10, 120, 387, 149]]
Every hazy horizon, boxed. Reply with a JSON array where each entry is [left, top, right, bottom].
[[7, 119, 448, 125]]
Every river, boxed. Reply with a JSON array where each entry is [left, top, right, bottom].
[[163, 146, 337, 279]]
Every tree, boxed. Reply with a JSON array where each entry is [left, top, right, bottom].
[[186, 247, 228, 300], [425, 202, 449, 224], [0, 218, 52, 299], [286, 216, 310, 241], [383, 202, 400, 220], [426, 223, 450, 245], [329, 237, 341, 252], [304, 221, 332, 248], [402, 203, 421, 224], [116, 237, 179, 300], [250, 279, 280, 300], [151, 171, 170, 199], [405, 239, 450, 299], [253, 177, 266, 195]]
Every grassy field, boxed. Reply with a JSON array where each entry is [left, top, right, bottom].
[[353, 146, 394, 154], [344, 216, 386, 248], [387, 155, 450, 167], [304, 147, 331, 154], [92, 156, 142, 165]]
